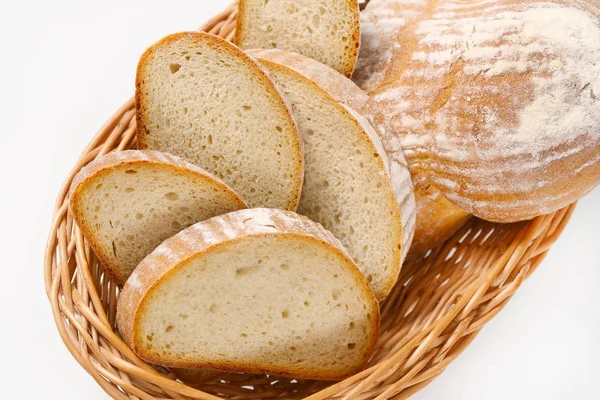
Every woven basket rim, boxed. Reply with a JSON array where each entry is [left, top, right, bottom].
[[44, 2, 577, 399]]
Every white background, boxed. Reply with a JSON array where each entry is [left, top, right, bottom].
[[1, 1, 598, 398]]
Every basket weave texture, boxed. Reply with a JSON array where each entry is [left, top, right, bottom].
[[44, 2, 576, 399]]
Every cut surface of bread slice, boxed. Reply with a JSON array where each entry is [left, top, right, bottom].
[[136, 32, 303, 210], [250, 56, 415, 300], [117, 208, 380, 381], [69, 150, 247, 285], [247, 48, 370, 113], [235, 0, 361, 77]]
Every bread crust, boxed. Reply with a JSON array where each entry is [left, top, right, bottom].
[[235, 0, 361, 77], [69, 150, 248, 284], [135, 31, 304, 211], [117, 209, 380, 381], [356, 0, 600, 251]]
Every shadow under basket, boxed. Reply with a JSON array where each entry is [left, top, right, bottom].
[[44, 2, 576, 399]]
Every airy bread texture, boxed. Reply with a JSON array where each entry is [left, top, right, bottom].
[[356, 0, 600, 252], [235, 0, 361, 77], [116, 209, 380, 381], [136, 32, 304, 210], [69, 150, 247, 285], [250, 52, 415, 300]]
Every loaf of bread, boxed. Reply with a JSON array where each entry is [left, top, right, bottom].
[[136, 32, 304, 210], [116, 208, 380, 381], [249, 50, 415, 300], [69, 150, 247, 284], [235, 0, 361, 77], [356, 0, 600, 252]]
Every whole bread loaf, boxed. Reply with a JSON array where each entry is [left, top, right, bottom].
[[116, 208, 380, 381], [355, 0, 600, 252]]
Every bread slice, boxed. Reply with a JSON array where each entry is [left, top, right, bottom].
[[69, 150, 247, 285], [116, 208, 380, 381], [248, 55, 415, 300], [235, 0, 361, 77], [136, 32, 304, 211], [247, 48, 370, 113]]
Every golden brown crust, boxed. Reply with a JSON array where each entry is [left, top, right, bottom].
[[357, 0, 600, 251], [409, 189, 472, 255], [135, 31, 304, 211], [69, 150, 248, 284], [235, 0, 361, 77], [116, 209, 380, 381], [232, 0, 248, 48], [344, 0, 362, 77]]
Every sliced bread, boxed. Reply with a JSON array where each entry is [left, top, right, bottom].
[[136, 32, 304, 210], [249, 55, 415, 300], [69, 150, 247, 285], [247, 48, 370, 113], [116, 208, 380, 381], [235, 0, 361, 77], [247, 49, 418, 259]]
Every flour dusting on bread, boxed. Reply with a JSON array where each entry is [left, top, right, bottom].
[[358, 0, 600, 223]]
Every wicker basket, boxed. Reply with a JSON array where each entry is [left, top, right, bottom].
[[44, 2, 577, 399]]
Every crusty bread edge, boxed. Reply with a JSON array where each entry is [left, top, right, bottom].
[[69, 150, 248, 285], [343, 105, 416, 266], [135, 31, 305, 211], [235, 0, 361, 77], [116, 209, 380, 381]]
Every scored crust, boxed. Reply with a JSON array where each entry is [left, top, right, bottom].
[[355, 0, 600, 251], [235, 0, 361, 77], [116, 208, 380, 381], [135, 31, 304, 211], [69, 150, 248, 284]]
